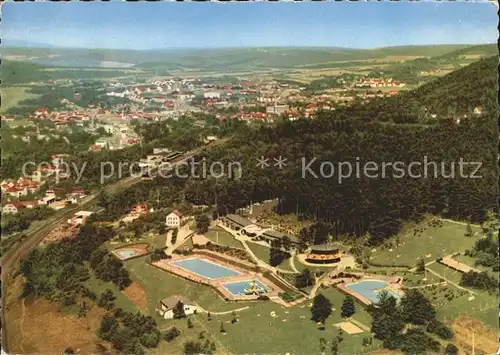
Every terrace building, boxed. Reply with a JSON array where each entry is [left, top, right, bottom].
[[220, 214, 300, 248], [305, 244, 342, 264]]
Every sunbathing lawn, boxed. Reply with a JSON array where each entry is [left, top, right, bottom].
[[106, 232, 168, 252], [426, 262, 464, 284], [83, 263, 140, 314], [124, 257, 254, 319], [421, 283, 498, 330], [204, 227, 244, 249], [369, 221, 481, 267], [247, 242, 294, 271], [197, 287, 379, 354]]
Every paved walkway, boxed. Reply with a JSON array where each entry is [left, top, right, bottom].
[[438, 218, 481, 227], [289, 256, 299, 273], [196, 306, 250, 315], [309, 267, 345, 298], [165, 225, 193, 255]]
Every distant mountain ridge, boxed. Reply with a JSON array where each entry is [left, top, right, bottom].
[[2, 43, 495, 69]]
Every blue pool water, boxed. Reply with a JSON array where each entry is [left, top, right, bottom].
[[346, 280, 400, 303], [222, 280, 269, 295], [115, 249, 139, 259], [170, 258, 240, 279]]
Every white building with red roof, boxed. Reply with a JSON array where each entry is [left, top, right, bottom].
[[2, 201, 36, 214]]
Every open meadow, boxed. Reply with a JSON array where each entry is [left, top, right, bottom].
[[369, 220, 481, 267], [0, 87, 41, 114], [196, 286, 379, 355]]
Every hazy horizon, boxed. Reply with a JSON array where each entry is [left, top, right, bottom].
[[3, 40, 497, 52], [2, 1, 498, 50]]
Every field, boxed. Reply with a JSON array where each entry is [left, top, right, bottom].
[[246, 241, 295, 271], [421, 282, 498, 331], [369, 221, 481, 267], [196, 286, 379, 354], [106, 231, 167, 252], [426, 262, 463, 284], [4, 276, 110, 354], [204, 227, 244, 249], [84, 264, 141, 314], [0, 86, 41, 113]]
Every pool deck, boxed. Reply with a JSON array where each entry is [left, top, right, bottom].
[[334, 274, 404, 306], [152, 252, 282, 301]]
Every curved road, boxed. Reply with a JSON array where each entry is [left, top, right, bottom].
[[0, 139, 226, 353]]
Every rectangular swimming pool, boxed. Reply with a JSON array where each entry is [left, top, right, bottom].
[[170, 258, 240, 280], [222, 280, 269, 295], [346, 279, 400, 304]]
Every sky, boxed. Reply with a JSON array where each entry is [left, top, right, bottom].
[[2, 1, 498, 50]]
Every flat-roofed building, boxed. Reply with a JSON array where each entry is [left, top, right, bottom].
[[220, 214, 252, 230]]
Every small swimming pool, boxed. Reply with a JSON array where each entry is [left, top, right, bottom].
[[346, 279, 400, 304], [222, 280, 269, 295], [115, 249, 139, 259], [170, 258, 240, 279]]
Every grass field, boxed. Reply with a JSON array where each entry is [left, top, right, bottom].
[[426, 262, 464, 284], [84, 263, 141, 314], [204, 227, 244, 249], [246, 242, 294, 271], [421, 283, 498, 330], [369, 221, 481, 266], [196, 286, 379, 354], [106, 231, 167, 252], [0, 86, 41, 113]]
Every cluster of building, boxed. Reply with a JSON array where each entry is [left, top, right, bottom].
[[120, 203, 153, 223], [2, 185, 86, 214], [354, 77, 406, 88]]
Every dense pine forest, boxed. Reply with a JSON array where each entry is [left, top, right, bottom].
[[103, 56, 498, 246]]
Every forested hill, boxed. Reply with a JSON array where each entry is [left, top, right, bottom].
[[1, 60, 50, 85], [340, 56, 498, 124], [114, 118, 497, 247], [93, 54, 497, 245]]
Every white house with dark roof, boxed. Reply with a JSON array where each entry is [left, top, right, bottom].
[[157, 295, 197, 319]]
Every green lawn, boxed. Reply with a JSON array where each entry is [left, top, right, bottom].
[[204, 227, 244, 249], [106, 232, 168, 252], [0, 86, 41, 114], [369, 221, 481, 267], [421, 283, 498, 330], [246, 242, 294, 271], [196, 286, 379, 354], [426, 262, 463, 284], [154, 316, 221, 355], [83, 263, 140, 314]]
